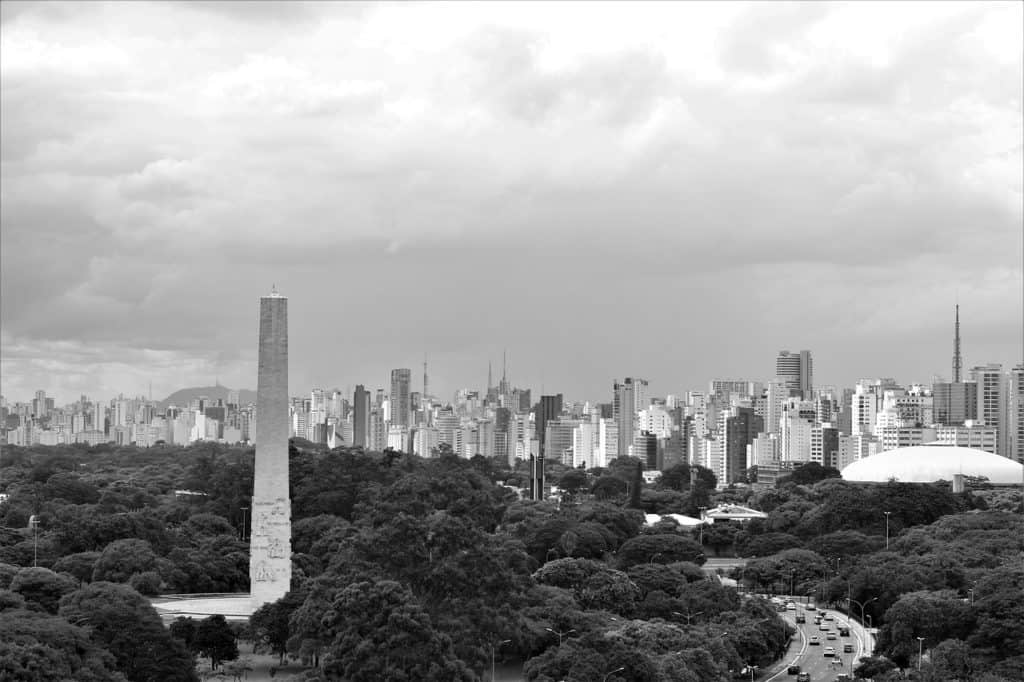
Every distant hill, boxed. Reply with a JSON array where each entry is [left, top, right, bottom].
[[160, 385, 257, 410]]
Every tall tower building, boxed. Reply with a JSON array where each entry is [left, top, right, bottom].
[[390, 368, 412, 428], [251, 291, 292, 609], [352, 385, 370, 448], [530, 394, 563, 500], [613, 377, 648, 458], [1008, 364, 1024, 464], [776, 350, 813, 398]]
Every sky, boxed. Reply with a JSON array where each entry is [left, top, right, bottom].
[[1, 0, 1022, 406]]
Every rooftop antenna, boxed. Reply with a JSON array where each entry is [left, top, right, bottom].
[[952, 302, 962, 383], [423, 353, 429, 401]]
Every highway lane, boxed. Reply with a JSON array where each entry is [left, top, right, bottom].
[[767, 602, 865, 682]]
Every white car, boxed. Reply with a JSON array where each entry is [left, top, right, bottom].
[[824, 646, 836, 657]]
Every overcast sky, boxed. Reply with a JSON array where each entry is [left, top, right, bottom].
[[1, 1, 1021, 406]]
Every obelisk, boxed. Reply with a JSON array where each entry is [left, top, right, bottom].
[[250, 290, 292, 609]]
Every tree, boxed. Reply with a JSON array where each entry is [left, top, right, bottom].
[[91, 538, 158, 584], [617, 534, 705, 568], [9, 567, 78, 614], [878, 590, 974, 665], [52, 551, 101, 583], [195, 614, 239, 670], [58, 582, 197, 682], [169, 617, 198, 653], [776, 462, 840, 486], [0, 608, 127, 681], [558, 469, 589, 496], [591, 475, 628, 501], [319, 579, 474, 681], [251, 589, 307, 665]]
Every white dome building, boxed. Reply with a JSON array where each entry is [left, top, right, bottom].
[[841, 445, 1024, 485]]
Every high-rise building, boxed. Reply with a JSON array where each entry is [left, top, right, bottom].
[[390, 369, 412, 428], [725, 406, 763, 484], [933, 381, 978, 426], [613, 377, 648, 458], [776, 350, 813, 398], [251, 291, 292, 609], [352, 385, 370, 448], [1009, 364, 1024, 464], [535, 394, 564, 458], [971, 364, 1007, 455]]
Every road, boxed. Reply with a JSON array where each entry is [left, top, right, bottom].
[[765, 603, 870, 682]]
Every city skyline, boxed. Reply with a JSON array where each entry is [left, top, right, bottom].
[[2, 1, 1022, 404]]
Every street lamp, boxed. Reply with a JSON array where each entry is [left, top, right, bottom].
[[790, 569, 796, 597], [883, 511, 892, 549], [602, 666, 625, 682], [847, 596, 878, 630], [650, 552, 664, 565], [968, 588, 975, 605], [673, 610, 703, 626], [545, 628, 576, 646], [698, 507, 707, 546], [489, 639, 510, 681], [240, 506, 249, 542], [917, 636, 925, 671]]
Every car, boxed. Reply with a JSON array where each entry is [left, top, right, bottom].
[[787, 665, 801, 675], [809, 636, 821, 645], [836, 675, 853, 682], [819, 623, 830, 631], [830, 657, 844, 667], [805, 604, 817, 611], [838, 626, 850, 636], [796, 674, 810, 682], [827, 632, 837, 640], [787, 603, 797, 610], [824, 646, 836, 657], [844, 643, 854, 653], [824, 614, 834, 621], [796, 614, 806, 623]]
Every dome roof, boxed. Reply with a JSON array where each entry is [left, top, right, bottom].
[[841, 445, 1024, 484]]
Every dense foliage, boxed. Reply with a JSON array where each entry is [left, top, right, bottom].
[[1, 440, 1021, 681]]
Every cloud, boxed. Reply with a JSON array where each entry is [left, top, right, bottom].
[[1, 1, 1020, 404]]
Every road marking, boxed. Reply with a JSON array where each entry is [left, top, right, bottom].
[[765, 612, 807, 682]]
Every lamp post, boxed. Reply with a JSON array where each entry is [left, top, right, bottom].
[[968, 588, 974, 605], [917, 636, 925, 671], [490, 639, 510, 681], [883, 511, 891, 549], [673, 610, 703, 626], [650, 552, 664, 565], [698, 507, 707, 546], [29, 515, 39, 567], [790, 569, 796, 597], [847, 596, 877, 630], [545, 627, 576, 646], [240, 506, 249, 542], [602, 666, 625, 682]]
